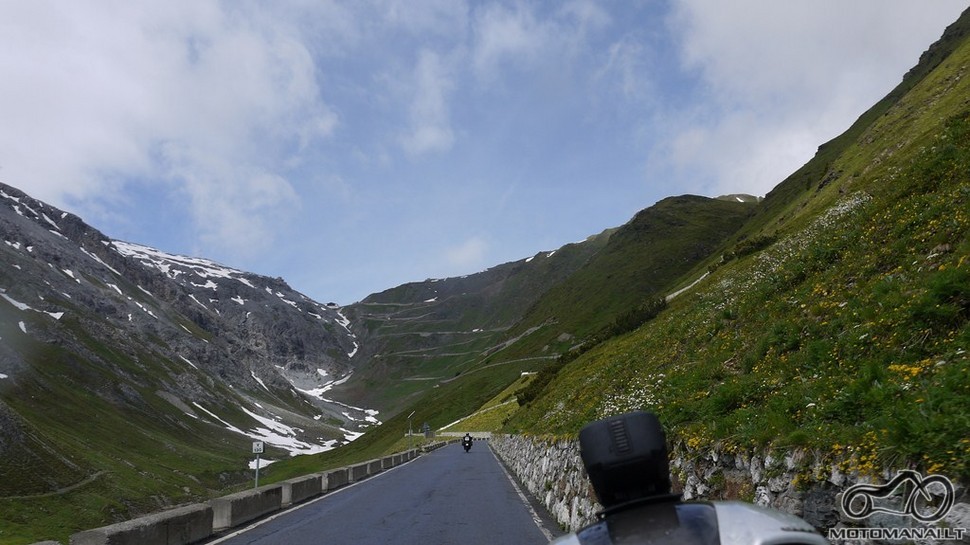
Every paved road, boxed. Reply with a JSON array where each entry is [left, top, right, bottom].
[[210, 442, 558, 545]]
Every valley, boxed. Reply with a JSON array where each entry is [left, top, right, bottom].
[[2, 6, 970, 544]]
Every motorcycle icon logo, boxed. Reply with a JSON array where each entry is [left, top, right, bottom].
[[841, 470, 955, 523]]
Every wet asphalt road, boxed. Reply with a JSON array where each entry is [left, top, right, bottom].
[[210, 442, 559, 545]]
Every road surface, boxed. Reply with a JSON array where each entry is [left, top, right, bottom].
[[210, 442, 559, 545]]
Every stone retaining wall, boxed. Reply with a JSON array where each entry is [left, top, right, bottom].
[[490, 435, 600, 531], [491, 434, 970, 543]]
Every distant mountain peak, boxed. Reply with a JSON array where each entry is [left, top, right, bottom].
[[716, 193, 762, 203]]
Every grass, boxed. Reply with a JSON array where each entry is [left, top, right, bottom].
[[500, 196, 755, 358], [0, 321, 279, 544]]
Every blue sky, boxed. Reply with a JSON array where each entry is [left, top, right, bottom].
[[1, 1, 966, 304]]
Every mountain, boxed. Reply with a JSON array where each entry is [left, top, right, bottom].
[[500, 195, 756, 353], [0, 182, 381, 539], [336, 194, 758, 414], [336, 228, 610, 411]]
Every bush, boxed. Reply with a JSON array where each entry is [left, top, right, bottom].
[[516, 360, 565, 406], [604, 298, 667, 338]]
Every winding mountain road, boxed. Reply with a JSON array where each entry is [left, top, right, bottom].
[[209, 442, 559, 545]]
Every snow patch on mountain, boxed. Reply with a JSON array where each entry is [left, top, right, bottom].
[[1, 290, 66, 320], [297, 372, 353, 399], [192, 402, 338, 456], [112, 240, 254, 289], [251, 372, 270, 392]]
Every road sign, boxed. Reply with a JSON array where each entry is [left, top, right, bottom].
[[252, 441, 265, 488]]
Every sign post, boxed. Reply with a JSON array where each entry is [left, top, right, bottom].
[[407, 411, 415, 450], [252, 441, 264, 488]]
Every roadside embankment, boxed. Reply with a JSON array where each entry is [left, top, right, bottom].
[[490, 434, 970, 540], [37, 441, 454, 545]]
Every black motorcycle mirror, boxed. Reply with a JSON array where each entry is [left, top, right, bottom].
[[551, 411, 828, 545]]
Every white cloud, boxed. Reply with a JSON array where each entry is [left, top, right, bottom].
[[176, 160, 301, 256], [400, 49, 456, 156], [471, 3, 565, 83], [0, 1, 334, 255], [2, 1, 967, 305], [658, 0, 969, 197], [662, 111, 825, 197], [446, 236, 488, 270], [375, 0, 469, 37], [596, 36, 653, 102], [468, 2, 608, 84], [560, 0, 611, 32], [672, 0, 965, 106]]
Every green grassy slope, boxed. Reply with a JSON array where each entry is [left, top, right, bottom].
[[266, 198, 760, 490], [267, 198, 763, 495], [0, 326, 261, 544], [499, 195, 755, 356], [337, 232, 610, 413], [507, 10, 970, 481], [0, 294, 326, 543]]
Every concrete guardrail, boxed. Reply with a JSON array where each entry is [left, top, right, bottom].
[[439, 432, 493, 439], [49, 447, 428, 545], [211, 484, 283, 531], [422, 440, 455, 452], [323, 467, 349, 491], [348, 461, 370, 483], [383, 454, 398, 470], [68, 503, 213, 545], [281, 473, 323, 507]]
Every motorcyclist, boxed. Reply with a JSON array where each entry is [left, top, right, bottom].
[[462, 433, 473, 452]]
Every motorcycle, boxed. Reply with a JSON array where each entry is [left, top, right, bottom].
[[462, 436, 473, 452], [549, 411, 828, 545]]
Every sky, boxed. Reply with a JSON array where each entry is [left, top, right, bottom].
[[1, 1, 966, 305]]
